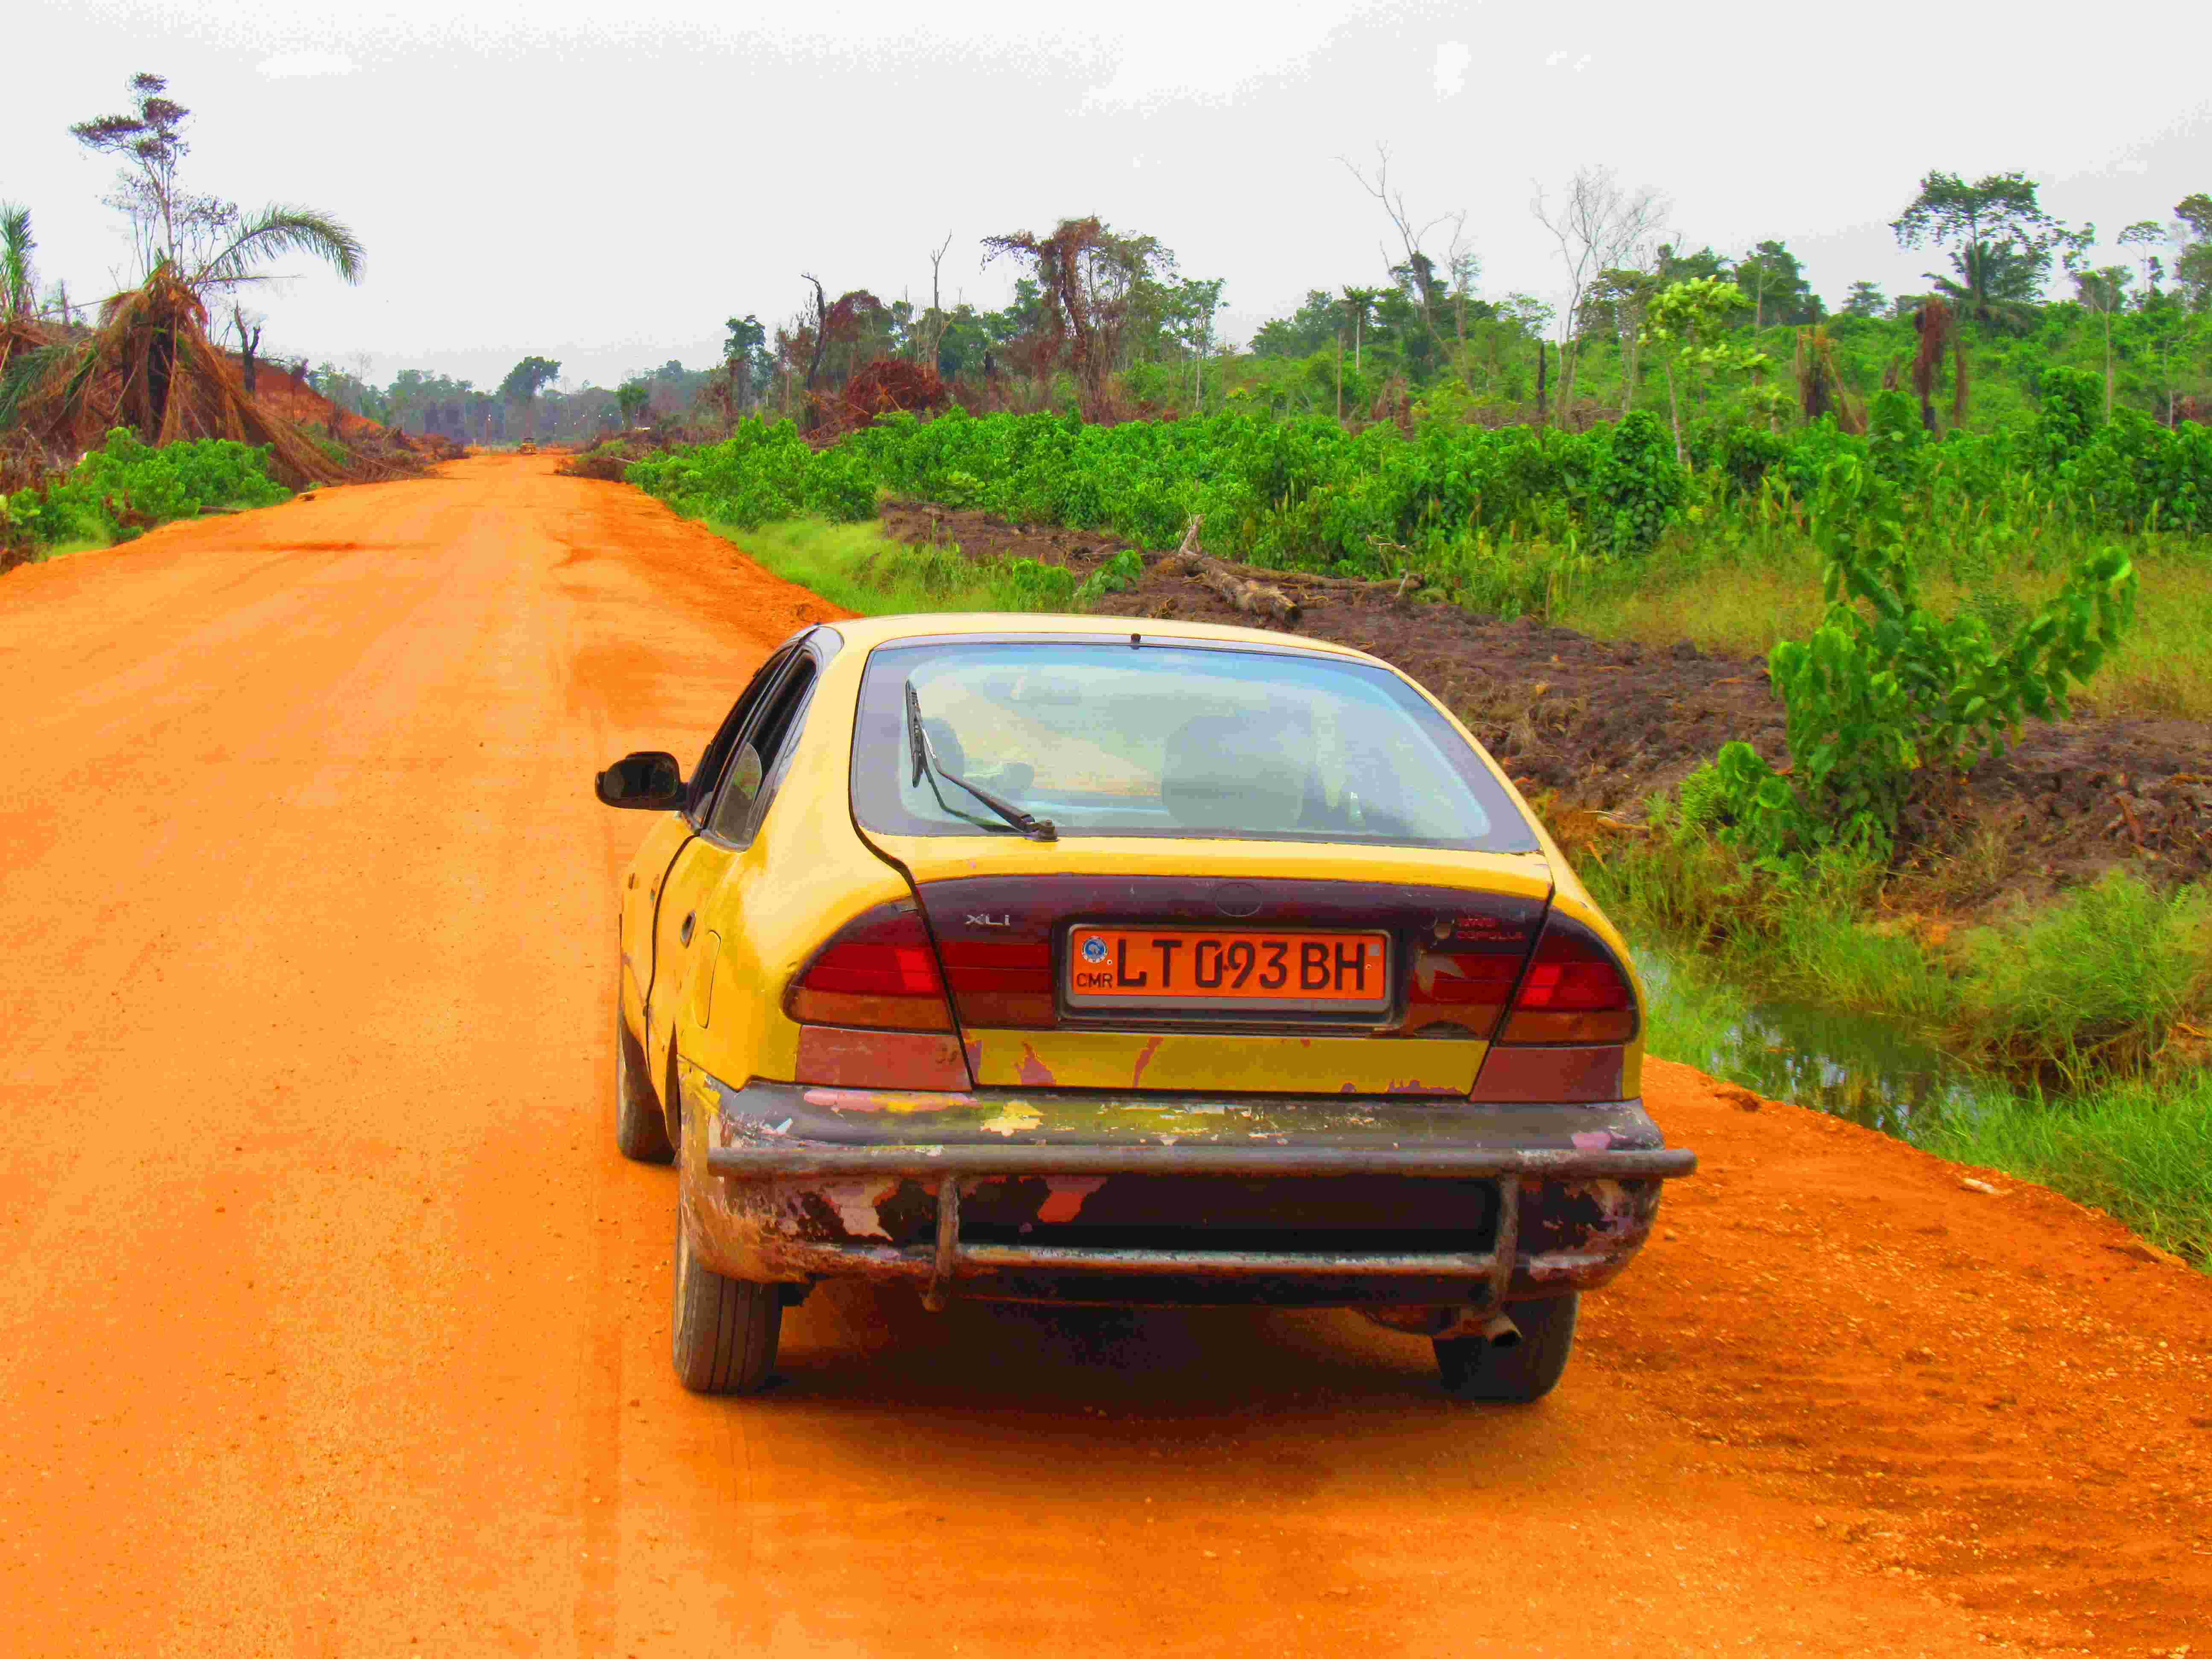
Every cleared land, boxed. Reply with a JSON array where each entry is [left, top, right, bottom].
[[1, 455, 2207, 1656]]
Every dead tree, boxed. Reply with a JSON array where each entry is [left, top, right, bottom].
[[984, 218, 1170, 410], [1531, 168, 1670, 414], [1340, 144, 1470, 362], [230, 303, 263, 396]]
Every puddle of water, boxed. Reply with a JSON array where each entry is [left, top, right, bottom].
[[1634, 948, 1977, 1144]]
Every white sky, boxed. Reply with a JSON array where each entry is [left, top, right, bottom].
[[9, 0, 2208, 391]]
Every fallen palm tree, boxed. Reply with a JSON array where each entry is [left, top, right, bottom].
[[8, 264, 350, 486]]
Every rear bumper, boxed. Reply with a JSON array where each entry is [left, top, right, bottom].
[[681, 1070, 1695, 1310]]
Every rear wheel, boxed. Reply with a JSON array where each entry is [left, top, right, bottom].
[[671, 1210, 783, 1394], [614, 995, 674, 1164], [1436, 1293, 1578, 1403]]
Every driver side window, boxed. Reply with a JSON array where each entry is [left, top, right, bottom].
[[707, 657, 819, 844], [688, 645, 795, 826]]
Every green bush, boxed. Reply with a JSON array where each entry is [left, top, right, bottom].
[[5, 428, 290, 550], [625, 395, 2209, 605], [1589, 410, 1683, 556], [1693, 451, 2137, 868], [1958, 874, 2212, 1077], [994, 558, 1077, 610], [1073, 548, 1143, 605]]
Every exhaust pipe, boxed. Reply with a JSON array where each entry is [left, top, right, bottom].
[[1481, 1313, 1522, 1348]]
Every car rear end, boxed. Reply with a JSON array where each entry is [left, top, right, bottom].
[[682, 622, 1692, 1356]]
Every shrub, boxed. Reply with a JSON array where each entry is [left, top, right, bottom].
[[1073, 548, 1143, 605], [1589, 410, 1685, 556], [1694, 451, 2137, 869], [5, 428, 290, 550]]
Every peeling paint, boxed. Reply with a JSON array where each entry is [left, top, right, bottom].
[[1129, 1037, 1163, 1088], [1016, 1044, 1055, 1086], [1571, 1129, 1615, 1150], [802, 1087, 965, 1114], [979, 1103, 1044, 1138], [1036, 1177, 1109, 1223], [815, 1178, 898, 1240]]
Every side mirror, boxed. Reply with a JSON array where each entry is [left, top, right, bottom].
[[596, 751, 685, 811]]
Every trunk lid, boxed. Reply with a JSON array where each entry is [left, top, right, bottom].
[[866, 835, 1553, 1094]]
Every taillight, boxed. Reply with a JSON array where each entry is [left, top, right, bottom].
[[937, 940, 1055, 1029], [785, 901, 954, 1032], [1496, 913, 1637, 1045], [1403, 949, 1520, 1039]]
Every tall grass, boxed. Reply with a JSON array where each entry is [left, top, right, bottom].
[[1586, 826, 2212, 1082], [716, 517, 1057, 616], [1924, 1074, 2212, 1268], [1563, 529, 2212, 719], [1641, 943, 2212, 1268]]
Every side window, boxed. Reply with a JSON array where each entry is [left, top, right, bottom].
[[707, 656, 820, 844], [687, 646, 795, 825]]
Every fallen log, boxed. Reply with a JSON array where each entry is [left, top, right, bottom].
[[1168, 550, 1302, 626]]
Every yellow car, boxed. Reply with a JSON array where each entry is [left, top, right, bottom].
[[599, 615, 1693, 1400]]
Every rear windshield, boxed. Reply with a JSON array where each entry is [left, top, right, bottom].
[[850, 638, 1537, 852]]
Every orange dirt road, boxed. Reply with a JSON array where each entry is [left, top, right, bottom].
[[2, 454, 2207, 1658]]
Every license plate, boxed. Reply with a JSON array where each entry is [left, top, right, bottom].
[[1065, 927, 1391, 1013]]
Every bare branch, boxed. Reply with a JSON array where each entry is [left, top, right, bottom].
[[1531, 166, 1671, 412], [1340, 142, 1468, 351]]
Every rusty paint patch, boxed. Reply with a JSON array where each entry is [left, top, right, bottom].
[[1016, 1043, 1055, 1086], [1129, 1036, 1163, 1088], [1036, 1177, 1109, 1223], [795, 1026, 967, 1091], [814, 1178, 898, 1240]]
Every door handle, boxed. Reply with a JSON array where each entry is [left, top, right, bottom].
[[680, 912, 696, 946]]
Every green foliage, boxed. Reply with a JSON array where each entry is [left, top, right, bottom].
[[626, 382, 2206, 630], [801, 447, 878, 522], [1588, 410, 1682, 555], [1866, 390, 1924, 484], [2032, 364, 2104, 468], [1959, 873, 2212, 1079], [1073, 548, 1144, 605], [995, 558, 1078, 610], [1695, 452, 2137, 869], [499, 356, 562, 405], [5, 428, 289, 548], [626, 419, 882, 530]]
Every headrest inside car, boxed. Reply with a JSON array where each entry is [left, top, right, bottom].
[[1161, 713, 1313, 831]]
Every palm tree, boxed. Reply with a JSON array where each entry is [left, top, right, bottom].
[[70, 76, 363, 303], [1927, 239, 2045, 332], [186, 204, 364, 297], [1, 204, 35, 322]]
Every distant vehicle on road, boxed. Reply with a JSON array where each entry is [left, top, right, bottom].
[[517, 440, 538, 455], [597, 615, 1693, 1400]]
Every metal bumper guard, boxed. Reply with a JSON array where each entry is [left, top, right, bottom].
[[690, 1072, 1697, 1309]]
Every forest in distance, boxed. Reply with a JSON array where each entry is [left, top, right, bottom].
[[235, 169, 2212, 451]]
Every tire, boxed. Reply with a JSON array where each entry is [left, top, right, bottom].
[[1436, 1293, 1578, 1403], [671, 1208, 783, 1394], [614, 998, 674, 1164]]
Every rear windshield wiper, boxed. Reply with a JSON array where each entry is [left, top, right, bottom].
[[905, 681, 1057, 842]]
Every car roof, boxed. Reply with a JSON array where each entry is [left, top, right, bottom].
[[824, 612, 1382, 663]]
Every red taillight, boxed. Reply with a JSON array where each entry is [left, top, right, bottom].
[[937, 940, 1056, 1029], [1403, 949, 1521, 1038], [786, 902, 954, 1032], [1497, 913, 1637, 1045]]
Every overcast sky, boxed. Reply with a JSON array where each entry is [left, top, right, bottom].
[[9, 0, 2207, 392]]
